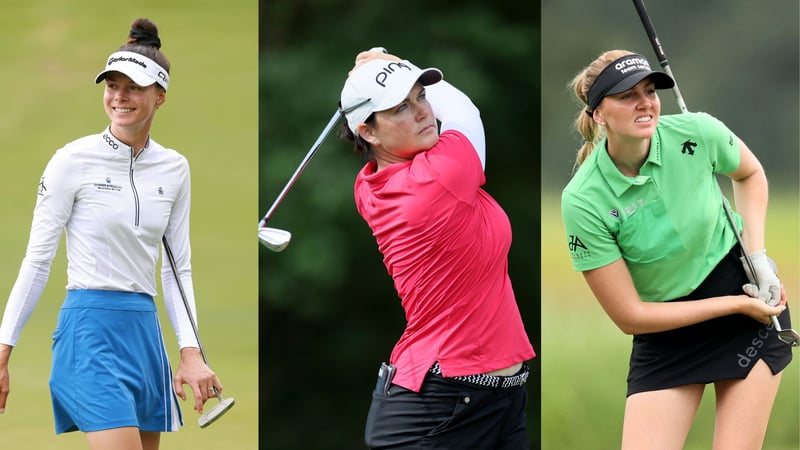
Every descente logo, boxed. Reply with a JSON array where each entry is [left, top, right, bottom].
[[374, 61, 412, 87], [108, 55, 147, 68]]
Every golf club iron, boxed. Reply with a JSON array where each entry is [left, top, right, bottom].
[[722, 205, 800, 347], [162, 236, 237, 426], [770, 315, 799, 347], [258, 97, 371, 251], [633, 0, 799, 347], [258, 227, 292, 252]]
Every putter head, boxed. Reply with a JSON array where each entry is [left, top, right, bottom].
[[198, 396, 235, 428], [259, 227, 291, 252]]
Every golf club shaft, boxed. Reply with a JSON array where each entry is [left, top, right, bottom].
[[258, 109, 344, 228], [162, 236, 221, 398], [632, 0, 793, 337], [632, 0, 753, 259], [632, 0, 688, 114]]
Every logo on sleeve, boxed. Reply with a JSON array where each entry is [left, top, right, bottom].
[[568, 235, 587, 252], [568, 234, 592, 260], [38, 177, 47, 196], [568, 235, 591, 260]]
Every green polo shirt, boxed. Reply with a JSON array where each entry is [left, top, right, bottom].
[[561, 112, 742, 301]]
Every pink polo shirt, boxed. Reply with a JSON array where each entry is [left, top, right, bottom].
[[354, 130, 535, 392]]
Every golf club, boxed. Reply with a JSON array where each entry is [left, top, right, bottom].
[[722, 202, 800, 347], [258, 226, 292, 252], [162, 236, 237, 426], [257, 99, 371, 252], [258, 47, 386, 251], [257, 106, 345, 251], [633, 0, 799, 347]]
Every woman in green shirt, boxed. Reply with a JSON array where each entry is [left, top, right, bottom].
[[561, 49, 792, 450]]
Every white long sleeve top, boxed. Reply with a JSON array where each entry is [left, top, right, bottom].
[[425, 79, 486, 170], [0, 126, 199, 348]]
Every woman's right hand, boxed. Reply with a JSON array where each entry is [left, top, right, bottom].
[[737, 290, 787, 324], [583, 259, 790, 335], [0, 343, 12, 414]]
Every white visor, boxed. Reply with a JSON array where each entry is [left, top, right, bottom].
[[94, 51, 169, 90]]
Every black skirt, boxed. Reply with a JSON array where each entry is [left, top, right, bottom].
[[627, 244, 793, 396]]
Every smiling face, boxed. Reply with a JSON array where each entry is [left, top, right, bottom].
[[594, 77, 661, 144], [357, 82, 439, 169], [103, 71, 165, 141]]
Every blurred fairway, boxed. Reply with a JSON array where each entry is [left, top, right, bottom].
[[542, 191, 800, 449], [0, 1, 257, 449]]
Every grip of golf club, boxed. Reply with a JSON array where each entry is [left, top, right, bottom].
[[368, 47, 388, 54], [632, 0, 667, 65], [631, 0, 688, 113]]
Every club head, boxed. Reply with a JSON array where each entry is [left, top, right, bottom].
[[771, 315, 800, 347], [258, 227, 291, 252], [777, 331, 800, 347], [198, 396, 236, 428]]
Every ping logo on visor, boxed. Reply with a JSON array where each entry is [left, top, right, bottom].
[[373, 61, 414, 87]]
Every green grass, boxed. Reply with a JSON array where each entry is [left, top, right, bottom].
[[541, 191, 800, 449], [0, 2, 257, 448]]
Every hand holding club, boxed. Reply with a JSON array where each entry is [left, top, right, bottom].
[[741, 249, 781, 306]]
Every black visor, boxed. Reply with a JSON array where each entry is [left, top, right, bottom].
[[586, 53, 674, 116]]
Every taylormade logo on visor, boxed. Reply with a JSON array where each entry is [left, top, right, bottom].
[[108, 55, 148, 68], [374, 61, 413, 87]]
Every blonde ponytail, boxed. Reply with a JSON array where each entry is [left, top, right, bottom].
[[568, 49, 634, 170]]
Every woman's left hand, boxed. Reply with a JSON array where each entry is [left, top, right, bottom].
[[173, 347, 223, 413]]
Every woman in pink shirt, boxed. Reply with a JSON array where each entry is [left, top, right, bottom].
[[339, 49, 536, 449]]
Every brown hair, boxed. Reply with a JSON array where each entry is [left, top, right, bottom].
[[339, 114, 376, 162], [118, 18, 170, 88], [568, 49, 634, 169]]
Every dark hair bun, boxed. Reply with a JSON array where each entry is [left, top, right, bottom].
[[127, 18, 161, 49]]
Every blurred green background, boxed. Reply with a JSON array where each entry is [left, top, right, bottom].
[[0, 1, 257, 448], [542, 1, 799, 449], [260, 1, 540, 448]]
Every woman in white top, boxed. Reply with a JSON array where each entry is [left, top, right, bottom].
[[0, 18, 221, 450]]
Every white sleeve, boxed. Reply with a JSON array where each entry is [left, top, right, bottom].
[[0, 150, 74, 346], [0, 261, 51, 346], [160, 156, 199, 349], [426, 80, 486, 170]]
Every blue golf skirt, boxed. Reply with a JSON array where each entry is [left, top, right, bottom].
[[49, 289, 183, 433]]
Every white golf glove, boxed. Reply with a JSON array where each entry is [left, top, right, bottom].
[[741, 249, 781, 306]]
